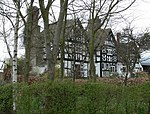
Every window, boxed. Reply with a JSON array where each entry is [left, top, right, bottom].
[[110, 66, 115, 72], [102, 63, 104, 69], [106, 63, 109, 70]]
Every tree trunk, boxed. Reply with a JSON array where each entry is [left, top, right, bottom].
[[53, 0, 68, 76], [12, 17, 19, 83], [46, 43, 55, 81], [24, 6, 33, 82], [12, 0, 20, 112], [39, 0, 68, 81], [124, 65, 129, 86], [60, 13, 67, 79], [24, 36, 31, 82], [89, 0, 96, 81], [89, 31, 96, 80], [124, 72, 128, 86]]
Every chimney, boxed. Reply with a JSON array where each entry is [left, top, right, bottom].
[[116, 32, 121, 43], [32, 6, 39, 23]]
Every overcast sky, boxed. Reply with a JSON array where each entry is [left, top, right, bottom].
[[135, 0, 150, 29], [0, 0, 150, 66], [112, 0, 150, 32]]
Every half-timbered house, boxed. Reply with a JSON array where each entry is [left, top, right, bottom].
[[58, 19, 89, 78], [94, 29, 118, 77], [30, 18, 118, 78]]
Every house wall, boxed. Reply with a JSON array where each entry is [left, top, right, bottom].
[[64, 60, 88, 77], [95, 62, 117, 77], [116, 62, 143, 77], [116, 62, 126, 76], [95, 31, 118, 77], [134, 63, 143, 72], [30, 18, 119, 78]]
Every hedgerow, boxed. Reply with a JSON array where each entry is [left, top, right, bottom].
[[1, 81, 150, 114]]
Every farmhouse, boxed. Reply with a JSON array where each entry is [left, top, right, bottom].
[[29, 16, 118, 78], [25, 7, 142, 78]]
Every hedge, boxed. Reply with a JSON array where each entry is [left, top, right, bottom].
[[1, 81, 150, 114]]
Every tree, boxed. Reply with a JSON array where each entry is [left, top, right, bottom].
[[115, 28, 140, 85], [0, 0, 20, 85], [12, 0, 20, 112], [71, 0, 136, 80], [23, 2, 39, 82], [0, 0, 39, 111], [12, 0, 40, 82], [12, 0, 20, 84], [0, 14, 13, 59], [0, 0, 38, 83], [0, 1, 17, 82], [60, 4, 68, 79], [0, 2, 20, 111], [138, 32, 150, 51], [38, 0, 55, 81], [39, 0, 68, 81]]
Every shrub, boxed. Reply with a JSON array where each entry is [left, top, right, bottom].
[[43, 81, 77, 114], [0, 84, 13, 114], [16, 81, 77, 114], [1, 81, 150, 113]]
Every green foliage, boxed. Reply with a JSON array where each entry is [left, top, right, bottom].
[[1, 81, 150, 114], [16, 81, 76, 114], [0, 84, 13, 114], [43, 81, 76, 114]]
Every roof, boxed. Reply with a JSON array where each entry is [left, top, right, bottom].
[[96, 28, 114, 47], [87, 28, 114, 49], [140, 51, 150, 66], [41, 19, 85, 39], [86, 18, 115, 48], [141, 58, 150, 66]]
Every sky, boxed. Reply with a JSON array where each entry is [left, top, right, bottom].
[[111, 0, 150, 33], [131, 0, 150, 62], [133, 0, 150, 30], [0, 0, 150, 68]]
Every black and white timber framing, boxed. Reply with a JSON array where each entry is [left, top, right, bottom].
[[94, 29, 117, 77], [31, 18, 118, 78]]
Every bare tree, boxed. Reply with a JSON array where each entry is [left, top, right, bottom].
[[39, 0, 68, 81], [0, 1, 15, 77], [0, 0, 39, 110], [0, 0, 37, 83], [71, 0, 136, 80], [60, 4, 68, 79], [115, 27, 140, 85], [0, 13, 13, 59], [138, 32, 150, 51], [12, 0, 40, 82], [23, 1, 39, 82]]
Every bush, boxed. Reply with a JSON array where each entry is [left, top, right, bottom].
[[0, 84, 13, 114], [75, 83, 118, 114], [16, 81, 77, 114], [1, 81, 150, 114], [42, 81, 77, 114]]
